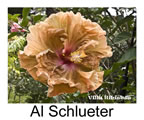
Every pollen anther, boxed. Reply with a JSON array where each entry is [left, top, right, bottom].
[[70, 50, 87, 63]]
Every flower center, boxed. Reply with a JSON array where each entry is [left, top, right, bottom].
[[56, 49, 87, 71], [70, 50, 87, 63]]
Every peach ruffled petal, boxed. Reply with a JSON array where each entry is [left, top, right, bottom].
[[24, 23, 65, 56], [48, 83, 78, 97], [84, 35, 112, 58], [76, 70, 103, 93], [18, 51, 47, 84], [47, 69, 103, 97]]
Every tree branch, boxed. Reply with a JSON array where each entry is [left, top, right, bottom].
[[119, 19, 136, 100]]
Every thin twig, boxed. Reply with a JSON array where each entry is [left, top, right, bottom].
[[105, 9, 123, 32]]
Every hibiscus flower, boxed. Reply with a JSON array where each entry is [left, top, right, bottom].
[[18, 11, 112, 97]]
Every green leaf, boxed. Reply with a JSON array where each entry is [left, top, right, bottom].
[[104, 62, 122, 77], [21, 8, 31, 27], [104, 69, 112, 77], [8, 36, 26, 53], [112, 62, 122, 72], [117, 15, 134, 26], [118, 47, 136, 63], [12, 14, 21, 22], [8, 14, 12, 20], [122, 84, 136, 92], [33, 15, 43, 23], [21, 18, 29, 27], [102, 20, 113, 29], [8, 14, 20, 23], [13, 14, 21, 18], [22, 8, 31, 19], [8, 32, 17, 39], [109, 15, 134, 37], [114, 32, 131, 44]]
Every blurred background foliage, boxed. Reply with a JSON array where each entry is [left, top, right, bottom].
[[8, 7, 136, 103]]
